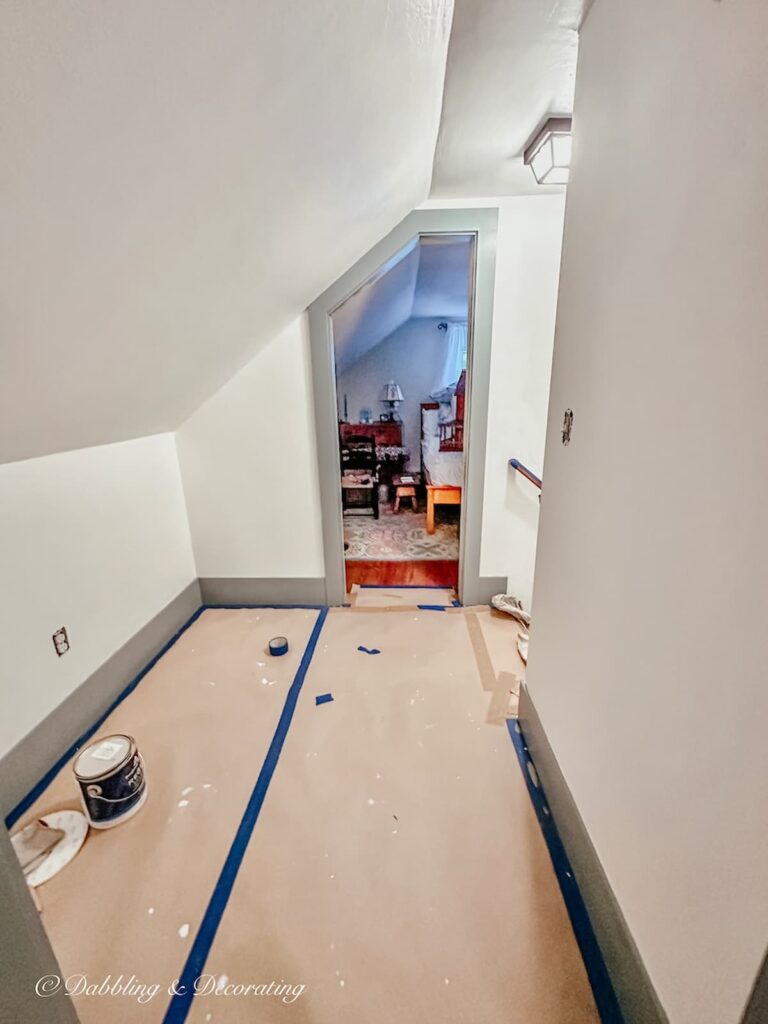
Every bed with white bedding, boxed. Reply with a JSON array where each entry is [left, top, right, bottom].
[[421, 403, 464, 534]]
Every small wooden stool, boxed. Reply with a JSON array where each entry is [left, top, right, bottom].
[[393, 474, 419, 513]]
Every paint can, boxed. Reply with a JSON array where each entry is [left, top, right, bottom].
[[73, 734, 147, 829], [269, 636, 289, 657]]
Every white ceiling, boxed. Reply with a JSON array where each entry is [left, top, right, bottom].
[[431, 0, 584, 197], [0, 1, 453, 463], [332, 235, 472, 374]]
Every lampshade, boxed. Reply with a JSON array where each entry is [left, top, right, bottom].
[[381, 381, 404, 403], [524, 117, 572, 185]]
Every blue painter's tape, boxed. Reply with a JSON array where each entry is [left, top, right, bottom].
[[268, 636, 289, 657], [452, 599, 463, 607], [5, 606, 206, 828], [162, 607, 328, 1024], [506, 720, 625, 1024], [417, 604, 447, 611], [357, 645, 381, 655], [315, 693, 334, 706], [6, 603, 328, 829]]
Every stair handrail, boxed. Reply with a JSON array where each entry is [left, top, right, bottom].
[[508, 458, 542, 490]]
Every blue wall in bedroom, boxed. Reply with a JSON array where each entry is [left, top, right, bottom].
[[336, 316, 465, 472]]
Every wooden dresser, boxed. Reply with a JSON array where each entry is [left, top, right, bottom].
[[339, 422, 403, 447]]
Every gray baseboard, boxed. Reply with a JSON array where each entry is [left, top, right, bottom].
[[0, 578, 202, 1024], [0, 578, 202, 824], [0, 827, 79, 1024], [465, 575, 507, 606], [743, 950, 768, 1024], [199, 577, 327, 606], [518, 684, 668, 1024]]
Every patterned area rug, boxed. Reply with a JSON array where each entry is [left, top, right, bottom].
[[344, 508, 458, 560]]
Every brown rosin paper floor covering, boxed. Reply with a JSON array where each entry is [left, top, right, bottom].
[[22, 600, 598, 1024]]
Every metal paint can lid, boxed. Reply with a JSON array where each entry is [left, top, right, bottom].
[[73, 734, 133, 780]]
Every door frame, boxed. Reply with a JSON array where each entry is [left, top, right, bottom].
[[308, 206, 500, 606]]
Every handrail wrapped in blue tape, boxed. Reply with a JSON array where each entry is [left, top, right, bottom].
[[508, 458, 542, 490]]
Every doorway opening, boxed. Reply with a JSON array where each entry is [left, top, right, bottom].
[[330, 233, 475, 591], [308, 206, 499, 607]]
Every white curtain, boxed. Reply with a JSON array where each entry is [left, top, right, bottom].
[[438, 322, 468, 390]]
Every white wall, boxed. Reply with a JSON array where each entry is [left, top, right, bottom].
[[479, 195, 565, 607], [527, 2, 768, 1023], [0, 434, 196, 758], [176, 315, 325, 579], [336, 317, 464, 473], [178, 204, 565, 598]]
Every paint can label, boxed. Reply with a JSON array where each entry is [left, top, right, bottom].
[[75, 738, 146, 828]]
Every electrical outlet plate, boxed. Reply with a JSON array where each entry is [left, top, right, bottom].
[[52, 627, 70, 657]]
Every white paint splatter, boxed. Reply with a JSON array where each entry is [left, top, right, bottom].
[[148, 907, 154, 915], [391, 829, 398, 835], [444, 978, 450, 985], [526, 762, 540, 788], [178, 923, 189, 938], [256, 661, 266, 667], [367, 798, 375, 806], [178, 799, 189, 808], [203, 783, 212, 789], [339, 979, 345, 987], [181, 786, 194, 796], [375, 772, 382, 780]]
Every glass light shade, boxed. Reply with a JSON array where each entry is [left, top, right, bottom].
[[524, 117, 572, 186]]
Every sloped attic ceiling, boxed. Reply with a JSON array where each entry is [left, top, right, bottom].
[[0, 0, 453, 464], [432, 0, 583, 197], [332, 234, 472, 374]]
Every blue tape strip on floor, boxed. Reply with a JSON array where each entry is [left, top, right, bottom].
[[5, 606, 206, 828], [506, 720, 625, 1024], [6, 604, 328, 829], [315, 693, 334, 706], [162, 607, 329, 1024], [417, 604, 447, 611]]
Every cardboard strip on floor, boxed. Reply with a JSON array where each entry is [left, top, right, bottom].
[[18, 607, 320, 1024], [182, 608, 598, 1024]]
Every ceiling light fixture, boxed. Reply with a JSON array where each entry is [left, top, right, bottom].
[[524, 117, 573, 186]]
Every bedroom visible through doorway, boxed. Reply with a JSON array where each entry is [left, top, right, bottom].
[[331, 234, 475, 591]]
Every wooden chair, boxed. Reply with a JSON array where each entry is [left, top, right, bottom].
[[340, 436, 379, 518]]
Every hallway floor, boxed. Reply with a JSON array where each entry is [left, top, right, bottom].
[[20, 599, 599, 1024], [345, 559, 458, 589]]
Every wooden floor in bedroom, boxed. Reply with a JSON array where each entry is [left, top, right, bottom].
[[345, 559, 459, 589]]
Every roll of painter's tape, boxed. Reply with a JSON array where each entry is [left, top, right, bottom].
[[73, 734, 147, 830], [269, 636, 289, 657]]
